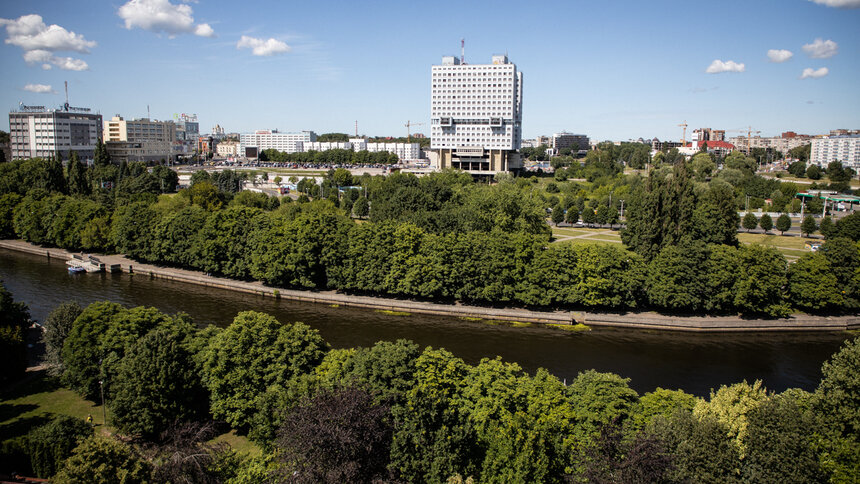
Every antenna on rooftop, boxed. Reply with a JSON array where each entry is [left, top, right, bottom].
[[64, 81, 69, 111], [355, 120, 358, 138], [147, 105, 150, 119], [461, 38, 465, 64]]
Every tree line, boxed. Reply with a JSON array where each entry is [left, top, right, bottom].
[[2, 158, 860, 316], [260, 148, 399, 165], [2, 289, 858, 483]]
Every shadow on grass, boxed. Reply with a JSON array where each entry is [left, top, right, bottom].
[[0, 371, 61, 401], [0, 414, 52, 443], [0, 404, 38, 425]]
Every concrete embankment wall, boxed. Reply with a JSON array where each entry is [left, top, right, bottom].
[[2, 239, 859, 332]]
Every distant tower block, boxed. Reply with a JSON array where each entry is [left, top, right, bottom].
[[430, 53, 523, 176]]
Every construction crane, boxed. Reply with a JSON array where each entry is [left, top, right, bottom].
[[404, 120, 425, 143], [677, 121, 688, 146], [727, 126, 761, 154]]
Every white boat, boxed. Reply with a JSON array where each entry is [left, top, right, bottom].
[[66, 254, 106, 273]]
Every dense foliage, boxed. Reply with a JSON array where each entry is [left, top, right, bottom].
[[13, 298, 857, 483], [1, 156, 857, 316], [0, 281, 30, 383]]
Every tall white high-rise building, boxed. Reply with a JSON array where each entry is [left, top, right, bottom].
[[811, 135, 860, 170], [430, 54, 523, 174]]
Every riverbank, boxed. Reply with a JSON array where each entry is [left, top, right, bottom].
[[2, 239, 858, 332]]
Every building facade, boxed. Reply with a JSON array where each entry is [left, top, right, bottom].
[[811, 135, 860, 170], [239, 130, 317, 154], [216, 140, 239, 157], [103, 115, 176, 163], [9, 104, 103, 161], [552, 132, 589, 152], [430, 54, 523, 174], [727, 135, 811, 155]]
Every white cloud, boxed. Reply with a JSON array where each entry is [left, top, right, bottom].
[[118, 0, 215, 37], [810, 0, 860, 7], [0, 14, 96, 53], [706, 59, 745, 74], [194, 23, 214, 38], [800, 67, 829, 79], [767, 49, 793, 63], [802, 38, 838, 58], [23, 48, 88, 70], [23, 83, 54, 93], [237, 35, 290, 56]]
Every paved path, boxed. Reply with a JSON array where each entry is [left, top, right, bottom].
[[2, 239, 858, 332]]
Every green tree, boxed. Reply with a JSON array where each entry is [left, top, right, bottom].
[[352, 195, 369, 218], [740, 393, 826, 483], [622, 161, 696, 260], [0, 193, 22, 239], [787, 253, 843, 312], [0, 281, 30, 384], [801, 215, 818, 237], [61, 302, 124, 399], [733, 245, 789, 317], [646, 242, 709, 311], [93, 139, 111, 167], [787, 161, 807, 178], [776, 213, 792, 235], [53, 435, 151, 484], [42, 301, 83, 375], [693, 380, 769, 459], [758, 213, 773, 233], [628, 387, 698, 432], [202, 311, 329, 431], [646, 411, 741, 483], [819, 215, 835, 239], [821, 237, 860, 308], [812, 337, 860, 481], [389, 347, 480, 483], [806, 164, 822, 180], [25, 415, 93, 478], [788, 144, 811, 163], [741, 212, 758, 232], [827, 161, 850, 183], [110, 328, 208, 440], [66, 150, 89, 196], [551, 204, 565, 225]]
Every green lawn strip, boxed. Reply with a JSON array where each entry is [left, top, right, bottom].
[[738, 233, 820, 254], [1, 372, 262, 457], [0, 373, 107, 443], [210, 430, 261, 456]]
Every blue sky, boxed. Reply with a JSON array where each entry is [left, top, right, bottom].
[[1, 0, 858, 141]]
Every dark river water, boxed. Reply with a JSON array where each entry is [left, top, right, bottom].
[[1, 248, 852, 397]]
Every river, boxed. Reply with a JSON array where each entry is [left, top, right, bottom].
[[1, 248, 851, 397]]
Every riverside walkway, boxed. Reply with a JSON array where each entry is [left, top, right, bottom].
[[2, 239, 858, 332]]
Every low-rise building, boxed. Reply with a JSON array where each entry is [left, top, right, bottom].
[[216, 140, 239, 157], [552, 132, 589, 152], [240, 130, 316, 154], [104, 115, 176, 163]]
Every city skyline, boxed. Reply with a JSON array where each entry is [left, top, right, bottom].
[[1, 0, 859, 142]]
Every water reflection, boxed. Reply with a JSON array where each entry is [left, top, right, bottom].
[[1, 248, 849, 397]]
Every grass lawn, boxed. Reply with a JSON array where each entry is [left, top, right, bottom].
[[0, 371, 259, 456], [0, 372, 106, 443], [738, 232, 818, 258]]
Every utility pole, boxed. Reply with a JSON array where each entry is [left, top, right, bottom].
[[619, 199, 624, 220]]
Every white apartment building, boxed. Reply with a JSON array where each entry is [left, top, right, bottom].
[[430, 54, 523, 174], [303, 141, 352, 151], [296, 140, 422, 161], [811, 135, 860, 170], [239, 130, 317, 154], [9, 104, 103, 161], [727, 135, 811, 155], [103, 115, 176, 163], [366, 143, 421, 161]]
